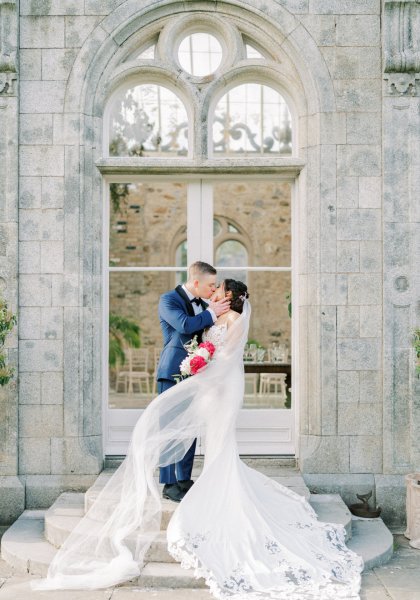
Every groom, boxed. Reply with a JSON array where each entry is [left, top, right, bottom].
[[157, 261, 230, 502]]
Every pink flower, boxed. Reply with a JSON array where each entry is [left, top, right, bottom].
[[199, 341, 216, 357], [190, 355, 207, 375]]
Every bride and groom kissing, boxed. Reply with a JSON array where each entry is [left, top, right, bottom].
[[157, 260, 248, 503], [33, 260, 363, 598]]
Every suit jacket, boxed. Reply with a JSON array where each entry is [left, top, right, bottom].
[[156, 285, 214, 382]]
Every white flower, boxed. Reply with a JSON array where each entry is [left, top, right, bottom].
[[180, 357, 192, 376], [196, 348, 210, 361]]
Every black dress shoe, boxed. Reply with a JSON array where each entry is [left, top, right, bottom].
[[162, 483, 185, 503], [178, 479, 194, 492]]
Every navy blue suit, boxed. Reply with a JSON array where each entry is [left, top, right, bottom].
[[157, 286, 214, 484]]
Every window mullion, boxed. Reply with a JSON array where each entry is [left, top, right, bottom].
[[200, 181, 214, 264]]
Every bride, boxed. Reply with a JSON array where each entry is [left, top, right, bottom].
[[32, 280, 363, 598]]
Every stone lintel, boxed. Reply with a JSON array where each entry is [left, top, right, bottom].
[[96, 158, 305, 179]]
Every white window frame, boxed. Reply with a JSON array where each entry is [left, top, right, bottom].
[[102, 173, 300, 457]]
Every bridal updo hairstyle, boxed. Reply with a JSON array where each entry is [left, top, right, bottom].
[[224, 279, 249, 314]]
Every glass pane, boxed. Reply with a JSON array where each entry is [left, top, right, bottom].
[[215, 240, 248, 282], [213, 181, 291, 267], [178, 33, 223, 76], [213, 218, 222, 237], [243, 271, 292, 409], [109, 271, 174, 409], [175, 240, 188, 285], [213, 83, 292, 156], [109, 182, 187, 267], [108, 84, 188, 157]]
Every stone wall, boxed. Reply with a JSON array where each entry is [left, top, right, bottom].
[[0, 0, 417, 528], [0, 0, 24, 525]]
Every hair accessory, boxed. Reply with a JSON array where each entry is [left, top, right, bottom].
[[239, 293, 247, 302]]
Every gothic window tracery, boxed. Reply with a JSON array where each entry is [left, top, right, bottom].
[[105, 14, 295, 160]]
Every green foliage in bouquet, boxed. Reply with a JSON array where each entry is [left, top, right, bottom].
[[0, 297, 17, 386], [109, 313, 141, 368]]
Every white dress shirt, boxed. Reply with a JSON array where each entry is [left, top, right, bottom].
[[182, 285, 216, 322]]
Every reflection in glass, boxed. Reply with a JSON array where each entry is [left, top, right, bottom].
[[216, 240, 248, 282], [108, 84, 188, 157], [109, 182, 187, 267], [213, 83, 292, 156], [108, 271, 170, 409], [242, 271, 292, 409], [175, 240, 188, 285], [178, 33, 223, 76], [213, 181, 291, 267], [213, 218, 222, 237]]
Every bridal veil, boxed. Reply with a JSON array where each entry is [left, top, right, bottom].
[[32, 301, 363, 598]]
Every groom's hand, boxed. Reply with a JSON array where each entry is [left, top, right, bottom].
[[208, 297, 230, 317]]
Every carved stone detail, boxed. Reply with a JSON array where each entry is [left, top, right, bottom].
[[0, 72, 17, 95], [384, 72, 420, 96], [384, 1, 420, 96]]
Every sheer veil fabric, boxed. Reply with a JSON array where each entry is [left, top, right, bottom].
[[32, 301, 363, 598]]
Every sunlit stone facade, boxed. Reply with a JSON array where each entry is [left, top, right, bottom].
[[0, 0, 419, 528]]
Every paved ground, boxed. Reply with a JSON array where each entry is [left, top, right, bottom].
[[0, 534, 418, 599]]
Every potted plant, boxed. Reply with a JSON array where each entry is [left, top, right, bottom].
[[0, 297, 17, 386]]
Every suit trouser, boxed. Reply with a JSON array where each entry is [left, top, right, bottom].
[[157, 379, 197, 484]]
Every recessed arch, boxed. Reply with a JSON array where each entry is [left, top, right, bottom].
[[59, 0, 339, 467]]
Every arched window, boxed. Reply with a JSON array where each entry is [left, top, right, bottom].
[[104, 13, 296, 453], [213, 83, 292, 156], [108, 84, 189, 157], [215, 240, 248, 283]]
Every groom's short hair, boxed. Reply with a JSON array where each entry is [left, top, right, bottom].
[[188, 261, 217, 279]]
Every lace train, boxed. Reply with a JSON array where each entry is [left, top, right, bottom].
[[167, 457, 363, 599]]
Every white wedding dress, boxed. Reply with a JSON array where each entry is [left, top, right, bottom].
[[32, 302, 363, 598]]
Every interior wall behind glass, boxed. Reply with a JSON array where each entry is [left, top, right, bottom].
[[109, 182, 187, 267], [213, 181, 291, 267]]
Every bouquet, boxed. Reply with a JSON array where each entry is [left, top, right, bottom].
[[174, 336, 216, 382]]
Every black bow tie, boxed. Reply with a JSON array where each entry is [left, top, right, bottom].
[[190, 297, 202, 306]]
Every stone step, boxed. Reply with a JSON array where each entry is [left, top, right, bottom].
[[1, 500, 394, 582], [84, 466, 310, 512], [44, 493, 176, 562], [347, 516, 394, 570], [309, 493, 352, 541], [133, 562, 206, 589], [104, 455, 297, 470], [1, 511, 55, 576]]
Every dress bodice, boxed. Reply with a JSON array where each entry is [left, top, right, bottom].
[[202, 323, 228, 350]]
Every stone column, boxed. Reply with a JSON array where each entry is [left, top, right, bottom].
[[380, 0, 420, 524], [0, 0, 24, 525]]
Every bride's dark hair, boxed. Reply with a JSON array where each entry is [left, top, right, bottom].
[[224, 279, 249, 314]]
